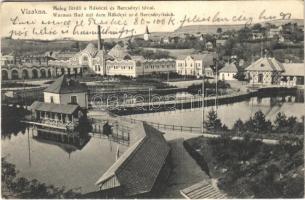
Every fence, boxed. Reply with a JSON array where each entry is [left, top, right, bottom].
[[112, 115, 303, 143], [90, 118, 131, 145]]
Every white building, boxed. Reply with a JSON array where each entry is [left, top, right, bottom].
[[43, 75, 88, 108], [219, 62, 238, 81], [142, 59, 176, 75], [0, 52, 15, 66], [268, 26, 282, 38], [48, 26, 177, 78], [176, 54, 216, 77], [280, 63, 304, 86], [245, 57, 284, 85]]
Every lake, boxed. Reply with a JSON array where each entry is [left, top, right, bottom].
[[1, 126, 129, 194], [2, 94, 304, 196], [131, 95, 305, 128]]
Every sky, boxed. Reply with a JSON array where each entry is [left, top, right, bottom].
[[0, 1, 303, 40]]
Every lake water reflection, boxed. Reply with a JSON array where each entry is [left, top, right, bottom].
[[1, 127, 129, 194], [131, 95, 305, 129]]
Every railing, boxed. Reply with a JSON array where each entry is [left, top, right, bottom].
[[39, 118, 76, 130], [113, 115, 303, 142], [90, 118, 131, 145]]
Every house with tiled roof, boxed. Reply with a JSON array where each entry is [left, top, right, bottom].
[[219, 62, 238, 81], [29, 75, 89, 133], [95, 122, 171, 198], [43, 75, 88, 108], [245, 57, 284, 85]]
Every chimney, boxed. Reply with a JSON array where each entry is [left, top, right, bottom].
[[97, 25, 102, 50]]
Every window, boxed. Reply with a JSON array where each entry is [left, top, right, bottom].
[[50, 96, 54, 103], [71, 96, 77, 104]]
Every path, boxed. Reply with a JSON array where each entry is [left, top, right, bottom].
[[160, 131, 210, 198]]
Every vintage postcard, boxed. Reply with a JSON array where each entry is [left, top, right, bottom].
[[1, 0, 304, 199]]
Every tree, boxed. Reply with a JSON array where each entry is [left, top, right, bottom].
[[233, 119, 244, 133], [274, 112, 287, 131], [233, 69, 246, 81], [245, 111, 272, 134], [217, 27, 223, 34], [238, 27, 252, 41], [206, 110, 223, 131], [286, 116, 297, 133], [252, 111, 272, 133]]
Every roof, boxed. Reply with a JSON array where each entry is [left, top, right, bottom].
[[30, 101, 80, 114], [245, 57, 285, 72], [108, 43, 130, 60], [130, 55, 145, 61], [44, 75, 88, 94], [219, 62, 238, 73], [282, 63, 304, 76], [82, 43, 98, 57], [205, 66, 214, 72], [96, 122, 170, 196], [180, 181, 227, 199]]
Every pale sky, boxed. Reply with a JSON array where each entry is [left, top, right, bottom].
[[0, 1, 303, 40]]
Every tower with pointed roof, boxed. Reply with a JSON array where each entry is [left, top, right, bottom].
[[144, 25, 150, 41]]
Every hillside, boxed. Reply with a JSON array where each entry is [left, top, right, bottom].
[[184, 136, 304, 198], [174, 19, 304, 35]]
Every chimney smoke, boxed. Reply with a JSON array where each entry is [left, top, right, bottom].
[[97, 25, 102, 50]]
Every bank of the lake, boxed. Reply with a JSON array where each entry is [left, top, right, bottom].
[[110, 87, 302, 115], [130, 93, 304, 129]]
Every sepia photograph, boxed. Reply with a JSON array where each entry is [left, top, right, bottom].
[[1, 0, 304, 198]]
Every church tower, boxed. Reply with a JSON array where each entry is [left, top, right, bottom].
[[144, 26, 150, 41]]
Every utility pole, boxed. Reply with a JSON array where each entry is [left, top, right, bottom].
[[201, 64, 205, 134], [167, 71, 169, 82], [215, 65, 218, 110]]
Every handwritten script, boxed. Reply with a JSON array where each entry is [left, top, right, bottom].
[[6, 4, 293, 39]]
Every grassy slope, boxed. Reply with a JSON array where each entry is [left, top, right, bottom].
[[184, 136, 304, 198]]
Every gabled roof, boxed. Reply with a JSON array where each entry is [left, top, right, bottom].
[[30, 101, 80, 114], [44, 75, 88, 94], [245, 57, 285, 72], [219, 62, 238, 73], [82, 43, 98, 57], [96, 122, 170, 196], [108, 44, 130, 60], [282, 63, 304, 76]]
